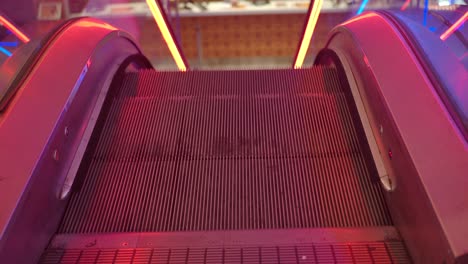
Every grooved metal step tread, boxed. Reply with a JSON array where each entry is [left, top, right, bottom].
[[117, 67, 342, 98], [58, 68, 391, 234], [92, 95, 361, 161]]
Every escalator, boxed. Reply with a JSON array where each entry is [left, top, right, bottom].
[[39, 67, 410, 263], [1, 9, 467, 264]]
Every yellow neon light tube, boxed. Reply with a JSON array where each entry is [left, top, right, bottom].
[[294, 0, 323, 69], [146, 0, 187, 71]]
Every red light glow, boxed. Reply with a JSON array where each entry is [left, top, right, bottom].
[[341, 13, 378, 26], [363, 56, 370, 67], [75, 20, 117, 31]]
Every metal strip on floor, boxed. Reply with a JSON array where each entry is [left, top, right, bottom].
[[41, 243, 410, 264], [42, 227, 410, 263]]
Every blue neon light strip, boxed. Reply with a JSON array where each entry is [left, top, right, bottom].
[[0, 41, 18, 47], [357, 0, 370, 15], [0, 46, 12, 56], [423, 0, 429, 26]]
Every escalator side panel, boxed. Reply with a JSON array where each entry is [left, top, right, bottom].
[[0, 18, 144, 264], [324, 12, 468, 263]]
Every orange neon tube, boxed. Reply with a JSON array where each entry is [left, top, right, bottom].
[[0, 16, 30, 43], [294, 0, 323, 69], [146, 0, 187, 71], [440, 11, 468, 41]]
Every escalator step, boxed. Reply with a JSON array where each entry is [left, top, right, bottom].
[[58, 67, 391, 234], [117, 67, 342, 98], [92, 95, 360, 160]]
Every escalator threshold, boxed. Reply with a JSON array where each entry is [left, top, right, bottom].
[[41, 227, 410, 263]]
